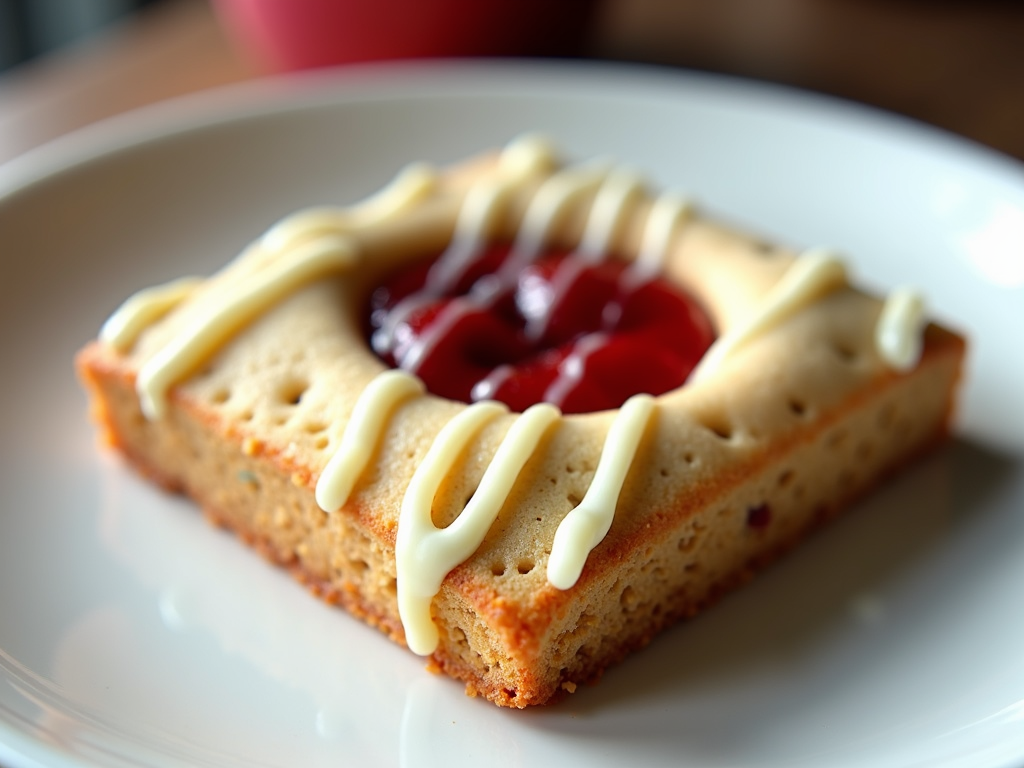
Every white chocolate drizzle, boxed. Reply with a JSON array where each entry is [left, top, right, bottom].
[[470, 364, 515, 402], [397, 402, 560, 654], [315, 370, 426, 513], [494, 158, 614, 285], [632, 191, 693, 279], [521, 170, 644, 342], [690, 248, 848, 382], [542, 332, 609, 408], [138, 235, 359, 419], [372, 137, 557, 354], [260, 162, 437, 253], [120, 159, 442, 421], [399, 295, 474, 374], [393, 160, 618, 373], [876, 287, 926, 371], [101, 276, 202, 351], [576, 167, 644, 262], [547, 394, 657, 590], [370, 178, 503, 354], [435, 133, 557, 291], [520, 254, 587, 341], [497, 133, 558, 178], [425, 179, 511, 292], [99, 135, 936, 659]]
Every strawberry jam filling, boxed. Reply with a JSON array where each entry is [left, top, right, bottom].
[[368, 244, 715, 414]]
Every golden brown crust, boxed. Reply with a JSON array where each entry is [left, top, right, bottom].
[[76, 322, 964, 707], [75, 145, 967, 707]]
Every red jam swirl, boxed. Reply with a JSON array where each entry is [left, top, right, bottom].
[[368, 244, 715, 414]]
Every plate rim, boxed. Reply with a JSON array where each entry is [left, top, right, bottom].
[[1, 58, 1022, 768], [3, 58, 1023, 204]]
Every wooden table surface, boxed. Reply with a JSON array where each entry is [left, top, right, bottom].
[[1, 0, 1023, 168]]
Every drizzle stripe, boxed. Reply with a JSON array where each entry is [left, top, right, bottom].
[[633, 192, 693, 278], [424, 179, 509, 294], [497, 159, 613, 282], [137, 235, 359, 420], [100, 136, 927, 650], [396, 401, 510, 655], [542, 332, 609, 409], [375, 178, 512, 354], [399, 403, 561, 654], [690, 248, 847, 382], [547, 394, 657, 590], [394, 160, 621, 368], [376, 139, 558, 352], [876, 287, 926, 371], [470, 363, 515, 403], [576, 168, 644, 262], [315, 370, 426, 513], [522, 253, 588, 341], [100, 276, 202, 352], [429, 136, 558, 293], [260, 163, 436, 253], [498, 134, 558, 177], [401, 295, 476, 374]]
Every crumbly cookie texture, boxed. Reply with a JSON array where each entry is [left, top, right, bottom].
[[76, 139, 965, 708]]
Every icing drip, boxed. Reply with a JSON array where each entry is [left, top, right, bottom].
[[876, 287, 926, 371], [397, 402, 560, 655], [387, 161, 618, 374], [371, 138, 558, 355], [497, 134, 558, 177], [688, 248, 927, 379], [260, 162, 437, 253], [631, 192, 693, 280], [521, 169, 642, 342], [542, 332, 609, 409], [521, 254, 589, 341], [396, 401, 507, 654], [97, 134, 937, 659], [547, 394, 657, 590], [428, 133, 557, 294], [575, 168, 644, 262], [470, 364, 514, 402], [493, 158, 614, 286], [115, 157, 444, 420], [425, 179, 512, 294], [690, 248, 848, 382], [399, 295, 476, 375], [101, 276, 202, 351], [138, 235, 359, 419], [371, 178, 513, 356], [315, 370, 426, 513], [371, 168, 707, 413], [527, 187, 693, 341]]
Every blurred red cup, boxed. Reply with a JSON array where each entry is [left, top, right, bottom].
[[213, 0, 599, 73]]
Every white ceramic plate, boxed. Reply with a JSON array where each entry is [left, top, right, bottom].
[[1, 61, 1022, 768]]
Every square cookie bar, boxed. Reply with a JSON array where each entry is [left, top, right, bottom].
[[77, 137, 965, 707]]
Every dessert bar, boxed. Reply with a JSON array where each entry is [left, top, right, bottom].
[[77, 136, 965, 707]]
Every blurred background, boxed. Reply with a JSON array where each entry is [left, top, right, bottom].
[[0, 0, 160, 69], [1, 0, 1023, 165]]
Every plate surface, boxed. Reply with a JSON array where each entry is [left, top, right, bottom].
[[1, 61, 1023, 768]]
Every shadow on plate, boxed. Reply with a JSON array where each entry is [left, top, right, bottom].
[[517, 436, 1022, 747]]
